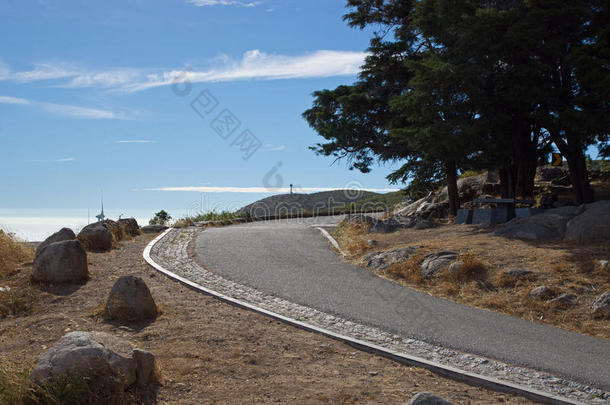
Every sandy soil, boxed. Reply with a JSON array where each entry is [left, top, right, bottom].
[[0, 233, 536, 404], [332, 222, 610, 339]]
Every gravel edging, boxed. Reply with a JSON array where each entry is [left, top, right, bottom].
[[147, 228, 609, 405]]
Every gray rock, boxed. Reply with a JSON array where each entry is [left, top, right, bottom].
[[370, 218, 401, 234], [141, 225, 169, 234], [494, 206, 584, 241], [78, 222, 113, 252], [538, 166, 568, 182], [591, 290, 610, 316], [448, 261, 464, 276], [414, 219, 436, 230], [36, 228, 76, 255], [564, 200, 610, 242], [345, 214, 376, 224], [530, 285, 554, 299], [506, 269, 534, 278], [599, 260, 609, 271], [105, 276, 157, 323], [549, 293, 577, 305], [366, 239, 378, 247], [32, 240, 88, 284], [421, 252, 458, 279], [118, 218, 140, 237], [362, 247, 415, 270], [133, 349, 157, 387], [30, 331, 157, 389], [407, 392, 453, 405]]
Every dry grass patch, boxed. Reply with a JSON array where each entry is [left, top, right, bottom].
[[0, 230, 34, 278], [334, 222, 610, 339]]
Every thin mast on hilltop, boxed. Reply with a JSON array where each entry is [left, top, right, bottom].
[[95, 191, 105, 222]]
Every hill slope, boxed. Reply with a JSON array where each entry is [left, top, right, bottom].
[[238, 190, 404, 218]]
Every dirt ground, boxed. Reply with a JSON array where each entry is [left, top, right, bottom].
[[332, 222, 610, 340], [0, 233, 536, 404]]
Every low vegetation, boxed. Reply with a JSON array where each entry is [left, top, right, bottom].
[[332, 223, 610, 339], [0, 231, 36, 319], [0, 365, 137, 405]]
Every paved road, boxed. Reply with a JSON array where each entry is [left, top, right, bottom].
[[194, 216, 610, 390]]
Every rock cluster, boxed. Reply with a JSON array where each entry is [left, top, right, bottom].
[[78, 218, 140, 252], [32, 240, 88, 284], [30, 331, 157, 390], [362, 247, 415, 270], [495, 201, 610, 242]]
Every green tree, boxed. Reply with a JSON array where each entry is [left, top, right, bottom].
[[149, 210, 171, 226]]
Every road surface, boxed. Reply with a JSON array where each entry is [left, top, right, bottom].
[[194, 216, 610, 390]]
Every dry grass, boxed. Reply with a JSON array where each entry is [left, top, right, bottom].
[[333, 223, 610, 339], [0, 230, 34, 278]]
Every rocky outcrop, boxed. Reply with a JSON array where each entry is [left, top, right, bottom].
[[564, 200, 610, 242], [592, 290, 610, 316], [407, 392, 453, 405], [362, 247, 415, 270], [141, 225, 169, 234], [118, 218, 140, 237], [530, 285, 554, 300], [78, 221, 114, 252], [494, 205, 585, 241], [36, 228, 76, 255], [105, 276, 157, 323], [32, 240, 88, 284], [421, 252, 458, 279], [30, 331, 157, 389]]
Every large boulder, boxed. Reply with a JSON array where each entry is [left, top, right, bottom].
[[36, 228, 76, 255], [32, 240, 88, 284], [78, 222, 114, 252], [362, 247, 415, 270], [407, 392, 453, 405], [105, 276, 157, 323], [421, 252, 458, 279], [494, 205, 585, 241], [370, 218, 402, 233], [141, 225, 169, 234], [118, 218, 140, 237], [592, 290, 610, 316], [564, 200, 610, 242], [30, 331, 157, 389]]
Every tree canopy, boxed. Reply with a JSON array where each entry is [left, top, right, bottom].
[[303, 0, 609, 210]]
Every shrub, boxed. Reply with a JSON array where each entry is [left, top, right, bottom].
[[446, 253, 487, 281], [149, 210, 171, 226], [0, 230, 34, 279]]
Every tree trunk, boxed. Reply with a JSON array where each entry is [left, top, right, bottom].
[[516, 157, 537, 198], [499, 166, 516, 199], [444, 159, 459, 217], [564, 149, 595, 205], [550, 132, 595, 205]]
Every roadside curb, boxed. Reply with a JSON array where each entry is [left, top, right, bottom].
[[143, 228, 584, 405]]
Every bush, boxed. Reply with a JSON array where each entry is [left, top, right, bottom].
[[0, 230, 34, 279], [149, 210, 171, 226]]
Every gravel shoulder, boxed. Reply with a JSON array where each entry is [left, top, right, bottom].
[[0, 233, 532, 404]]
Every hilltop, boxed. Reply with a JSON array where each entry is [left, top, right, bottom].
[[238, 190, 404, 218]]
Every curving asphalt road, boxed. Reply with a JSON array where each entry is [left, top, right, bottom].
[[194, 216, 610, 391]]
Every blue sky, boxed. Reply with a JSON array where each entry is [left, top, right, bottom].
[[0, 0, 400, 216]]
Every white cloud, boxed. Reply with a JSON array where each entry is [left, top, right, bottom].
[[0, 95, 126, 119], [116, 140, 154, 143], [125, 49, 366, 92], [0, 95, 31, 105], [147, 186, 399, 193], [55, 157, 74, 162], [0, 50, 366, 93], [263, 144, 285, 152], [187, 0, 261, 7]]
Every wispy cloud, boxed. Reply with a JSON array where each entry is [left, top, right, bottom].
[[262, 144, 285, 152], [187, 0, 261, 7], [0, 95, 127, 119], [0, 50, 366, 93], [55, 157, 74, 162], [147, 186, 400, 193], [116, 140, 154, 143]]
